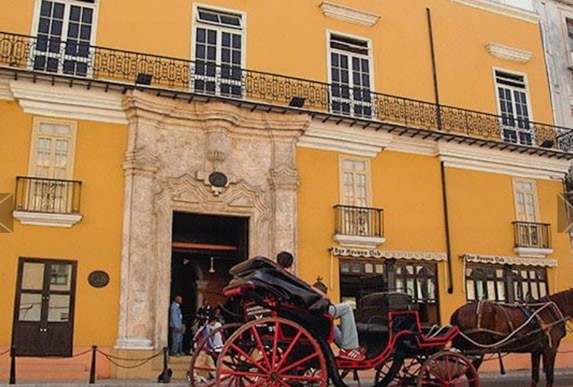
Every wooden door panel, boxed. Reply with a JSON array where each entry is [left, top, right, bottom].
[[12, 259, 76, 357]]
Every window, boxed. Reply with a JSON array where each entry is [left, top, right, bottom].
[[25, 118, 77, 212], [340, 157, 369, 207], [495, 70, 533, 146], [329, 33, 372, 118], [465, 266, 507, 302], [339, 259, 439, 324], [193, 6, 244, 97], [30, 119, 76, 180], [566, 18, 573, 63], [465, 264, 548, 303], [513, 179, 538, 222], [395, 262, 439, 324], [32, 0, 96, 76]]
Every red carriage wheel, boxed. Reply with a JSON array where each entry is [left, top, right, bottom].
[[416, 351, 479, 387], [189, 322, 243, 387], [215, 316, 328, 386]]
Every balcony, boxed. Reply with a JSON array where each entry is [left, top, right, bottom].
[[13, 176, 83, 227], [512, 221, 553, 258], [334, 205, 385, 248], [1, 31, 573, 158]]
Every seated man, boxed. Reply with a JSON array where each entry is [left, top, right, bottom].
[[276, 251, 365, 361]]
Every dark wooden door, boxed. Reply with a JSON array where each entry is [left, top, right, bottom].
[[12, 258, 77, 356]]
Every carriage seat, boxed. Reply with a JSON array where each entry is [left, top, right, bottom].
[[226, 256, 329, 312]]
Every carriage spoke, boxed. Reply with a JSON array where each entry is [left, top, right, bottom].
[[275, 329, 303, 370], [279, 351, 320, 374], [249, 324, 271, 370], [229, 342, 269, 374]]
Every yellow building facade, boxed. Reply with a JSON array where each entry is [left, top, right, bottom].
[[0, 0, 572, 381]]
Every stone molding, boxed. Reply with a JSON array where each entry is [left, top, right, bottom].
[[116, 91, 306, 350], [8, 79, 127, 124], [453, 0, 539, 23], [297, 122, 392, 157], [122, 146, 161, 177], [513, 247, 555, 258], [319, 2, 381, 26], [486, 42, 533, 63], [0, 77, 12, 100], [12, 211, 82, 227], [333, 234, 386, 249], [437, 141, 570, 180]]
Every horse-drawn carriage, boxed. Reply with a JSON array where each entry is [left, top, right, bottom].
[[189, 256, 480, 386]]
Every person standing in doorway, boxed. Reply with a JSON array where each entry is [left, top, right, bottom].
[[276, 251, 365, 361], [170, 295, 185, 356]]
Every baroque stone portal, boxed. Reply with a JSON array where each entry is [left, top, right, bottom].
[[115, 91, 309, 349]]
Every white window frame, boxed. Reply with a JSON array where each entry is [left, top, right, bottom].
[[493, 67, 534, 146], [338, 155, 372, 207], [512, 178, 539, 222], [191, 3, 246, 97], [30, 0, 99, 76], [326, 30, 375, 119]]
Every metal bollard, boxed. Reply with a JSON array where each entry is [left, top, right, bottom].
[[9, 345, 15, 385], [89, 345, 97, 384], [157, 346, 171, 383]]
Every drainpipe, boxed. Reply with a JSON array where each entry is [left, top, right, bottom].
[[427, 8, 442, 130], [440, 161, 454, 294]]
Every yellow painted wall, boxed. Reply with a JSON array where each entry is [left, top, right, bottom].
[[297, 144, 572, 326], [0, 0, 552, 122], [0, 101, 127, 347]]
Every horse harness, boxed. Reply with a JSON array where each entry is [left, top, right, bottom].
[[469, 299, 566, 349]]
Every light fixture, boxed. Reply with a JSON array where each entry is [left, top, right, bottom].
[[289, 96, 305, 108], [540, 139, 555, 148], [209, 256, 215, 273], [135, 73, 153, 86]]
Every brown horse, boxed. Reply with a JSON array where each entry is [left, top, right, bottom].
[[450, 289, 573, 387]]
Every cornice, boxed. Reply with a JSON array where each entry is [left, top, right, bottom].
[[123, 90, 310, 135], [453, 0, 539, 23], [297, 121, 392, 157], [0, 77, 12, 100], [486, 42, 533, 63], [9, 80, 127, 124], [437, 141, 570, 180], [319, 2, 381, 27], [13, 211, 82, 228], [385, 136, 438, 156]]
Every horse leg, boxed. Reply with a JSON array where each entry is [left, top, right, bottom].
[[472, 355, 484, 372], [543, 350, 557, 387], [530, 352, 541, 387]]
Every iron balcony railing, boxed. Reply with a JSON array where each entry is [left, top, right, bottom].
[[512, 221, 552, 249], [1, 31, 573, 152], [15, 176, 82, 214], [334, 205, 384, 238]]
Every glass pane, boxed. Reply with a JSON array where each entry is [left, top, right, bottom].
[[375, 264, 384, 273], [19, 293, 42, 321], [50, 263, 72, 291], [540, 282, 547, 297], [487, 281, 495, 300], [497, 281, 506, 301], [428, 278, 436, 300], [22, 262, 45, 290], [48, 294, 70, 322], [364, 263, 373, 273], [466, 279, 475, 300], [531, 283, 539, 299]]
